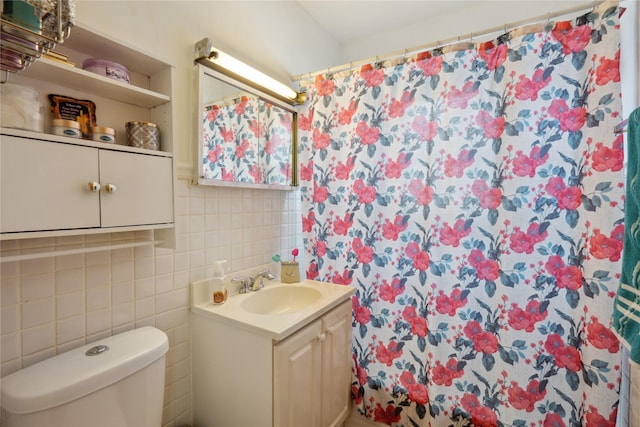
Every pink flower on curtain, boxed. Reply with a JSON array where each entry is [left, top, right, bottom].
[[435, 288, 468, 315], [314, 74, 335, 96], [592, 142, 623, 171], [543, 412, 566, 427], [589, 229, 623, 262], [373, 404, 402, 424], [508, 380, 546, 412], [411, 115, 438, 141], [548, 99, 587, 132], [587, 318, 620, 353], [448, 81, 479, 108], [379, 278, 405, 303], [515, 69, 551, 100], [338, 100, 358, 125], [300, 160, 313, 181], [333, 213, 354, 236], [336, 156, 356, 179], [431, 358, 464, 386], [585, 406, 617, 427], [444, 149, 475, 178], [471, 179, 502, 209], [478, 41, 508, 70], [360, 64, 385, 87], [312, 127, 331, 150], [475, 110, 506, 139], [356, 121, 381, 145], [556, 186, 582, 210], [385, 153, 411, 178], [596, 51, 621, 85], [552, 21, 592, 54], [555, 265, 583, 290], [399, 371, 429, 404], [416, 51, 443, 76], [408, 179, 434, 205], [353, 237, 374, 264], [376, 340, 404, 366], [382, 215, 408, 241], [354, 179, 377, 204]]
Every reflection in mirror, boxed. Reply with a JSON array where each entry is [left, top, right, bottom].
[[196, 64, 297, 189]]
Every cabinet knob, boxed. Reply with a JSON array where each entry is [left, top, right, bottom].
[[317, 333, 326, 342], [105, 183, 117, 194], [87, 181, 101, 192], [327, 326, 338, 335]]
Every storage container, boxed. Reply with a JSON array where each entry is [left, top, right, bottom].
[[126, 121, 160, 150], [82, 58, 130, 84], [0, 82, 43, 132], [91, 126, 116, 143], [51, 119, 81, 138]]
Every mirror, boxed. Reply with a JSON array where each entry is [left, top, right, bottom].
[[195, 64, 298, 189]]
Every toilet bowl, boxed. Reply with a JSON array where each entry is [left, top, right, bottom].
[[0, 326, 169, 427]]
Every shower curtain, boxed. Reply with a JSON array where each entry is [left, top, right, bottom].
[[299, 4, 624, 426]]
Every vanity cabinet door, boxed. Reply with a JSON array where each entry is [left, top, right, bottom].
[[321, 300, 352, 427], [274, 318, 323, 427], [99, 150, 173, 227], [1, 136, 100, 233]]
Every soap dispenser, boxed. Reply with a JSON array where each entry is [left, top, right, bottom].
[[210, 260, 228, 304]]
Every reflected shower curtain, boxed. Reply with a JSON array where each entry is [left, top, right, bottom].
[[299, 5, 624, 426]]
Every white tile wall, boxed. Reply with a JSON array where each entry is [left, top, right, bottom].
[[0, 178, 301, 427]]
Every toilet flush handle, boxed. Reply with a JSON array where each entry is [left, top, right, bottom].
[[85, 345, 109, 356]]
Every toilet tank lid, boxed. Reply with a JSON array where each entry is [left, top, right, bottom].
[[0, 326, 169, 415]]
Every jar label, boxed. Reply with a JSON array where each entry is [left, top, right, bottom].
[[63, 129, 79, 136]]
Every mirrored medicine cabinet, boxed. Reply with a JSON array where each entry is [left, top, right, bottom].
[[194, 64, 298, 190]]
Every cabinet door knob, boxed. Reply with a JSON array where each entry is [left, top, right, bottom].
[[105, 183, 117, 194], [327, 325, 338, 335], [87, 181, 101, 192], [317, 333, 326, 342]]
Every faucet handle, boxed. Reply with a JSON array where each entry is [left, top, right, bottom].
[[232, 277, 250, 293]]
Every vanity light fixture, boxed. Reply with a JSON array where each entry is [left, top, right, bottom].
[[194, 38, 306, 106]]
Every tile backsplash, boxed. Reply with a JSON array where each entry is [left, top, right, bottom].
[[0, 178, 301, 426]]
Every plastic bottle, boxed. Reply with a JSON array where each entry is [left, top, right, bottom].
[[210, 260, 228, 304]]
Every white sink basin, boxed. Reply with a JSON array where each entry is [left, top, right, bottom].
[[240, 285, 323, 315]]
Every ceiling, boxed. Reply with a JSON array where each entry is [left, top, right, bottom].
[[295, 1, 466, 44]]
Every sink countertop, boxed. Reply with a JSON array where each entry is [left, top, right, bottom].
[[190, 279, 355, 341]]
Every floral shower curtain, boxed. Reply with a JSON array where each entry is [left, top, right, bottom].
[[299, 4, 624, 426]]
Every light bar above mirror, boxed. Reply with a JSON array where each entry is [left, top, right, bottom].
[[194, 38, 306, 106]]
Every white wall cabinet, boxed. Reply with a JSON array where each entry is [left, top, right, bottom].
[[191, 299, 353, 427], [0, 134, 173, 234], [274, 300, 352, 427], [0, 23, 175, 245]]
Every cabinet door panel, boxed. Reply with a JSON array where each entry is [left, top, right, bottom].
[[322, 300, 353, 427], [1, 136, 100, 233], [274, 319, 323, 427], [99, 150, 173, 227]]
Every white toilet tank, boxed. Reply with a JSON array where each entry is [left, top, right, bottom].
[[0, 326, 169, 427]]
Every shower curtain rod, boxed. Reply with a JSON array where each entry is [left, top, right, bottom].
[[292, 0, 614, 83]]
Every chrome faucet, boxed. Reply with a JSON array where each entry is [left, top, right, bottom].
[[249, 269, 275, 291], [232, 269, 275, 294]]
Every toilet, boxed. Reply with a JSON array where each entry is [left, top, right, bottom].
[[0, 326, 168, 427]]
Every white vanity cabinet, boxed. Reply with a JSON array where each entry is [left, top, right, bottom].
[[0, 133, 173, 234], [0, 23, 175, 244], [191, 297, 353, 427], [274, 300, 352, 427]]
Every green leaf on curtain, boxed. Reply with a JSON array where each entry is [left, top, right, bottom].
[[494, 66, 505, 83], [565, 289, 580, 309], [565, 210, 579, 228], [363, 263, 371, 277], [430, 75, 440, 90], [484, 281, 496, 297], [372, 86, 381, 100], [571, 51, 587, 71], [488, 209, 499, 225], [492, 138, 502, 154], [565, 371, 580, 391], [482, 353, 495, 371], [567, 131, 582, 149]]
